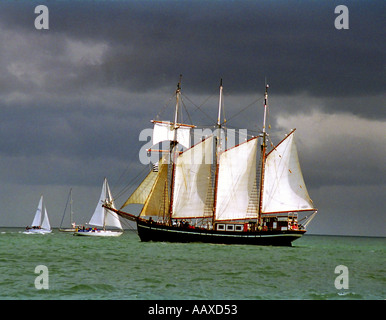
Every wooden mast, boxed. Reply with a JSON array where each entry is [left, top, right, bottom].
[[258, 84, 269, 225], [212, 78, 223, 227], [168, 75, 182, 225]]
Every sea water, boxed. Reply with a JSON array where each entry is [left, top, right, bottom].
[[0, 229, 384, 300]]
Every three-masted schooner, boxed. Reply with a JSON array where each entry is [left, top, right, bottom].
[[105, 78, 317, 246]]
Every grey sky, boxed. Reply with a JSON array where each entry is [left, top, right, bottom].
[[0, 1, 384, 236]]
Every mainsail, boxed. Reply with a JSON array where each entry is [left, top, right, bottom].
[[89, 178, 122, 229], [215, 137, 258, 221], [171, 136, 214, 219], [262, 130, 314, 214], [31, 196, 43, 227]]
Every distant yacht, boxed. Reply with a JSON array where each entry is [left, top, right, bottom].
[[24, 195, 52, 234], [59, 188, 80, 232], [74, 178, 123, 237]]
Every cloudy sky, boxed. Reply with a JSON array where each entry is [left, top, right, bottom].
[[0, 0, 384, 236]]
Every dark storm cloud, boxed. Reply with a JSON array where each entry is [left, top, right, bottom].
[[76, 0, 385, 99], [1, 1, 384, 101]]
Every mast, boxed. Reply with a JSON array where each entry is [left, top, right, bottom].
[[173, 74, 182, 139], [217, 79, 223, 130], [258, 84, 269, 224], [70, 188, 74, 226], [168, 75, 182, 224], [59, 189, 72, 230], [212, 79, 223, 226], [216, 78, 223, 156], [103, 178, 107, 231]]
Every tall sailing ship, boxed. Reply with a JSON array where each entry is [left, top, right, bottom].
[[105, 78, 317, 246]]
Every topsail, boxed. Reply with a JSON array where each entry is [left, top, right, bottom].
[[152, 120, 193, 149]]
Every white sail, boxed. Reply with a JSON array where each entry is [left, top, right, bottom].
[[152, 121, 192, 149], [262, 130, 314, 213], [31, 196, 43, 227], [41, 206, 51, 231], [89, 181, 106, 227], [24, 195, 51, 234], [89, 178, 122, 229], [172, 136, 214, 219], [104, 180, 122, 229], [215, 137, 258, 221]]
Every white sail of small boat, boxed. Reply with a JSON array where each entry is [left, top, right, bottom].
[[74, 178, 123, 237], [24, 195, 52, 234]]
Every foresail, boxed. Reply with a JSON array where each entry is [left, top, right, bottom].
[[262, 130, 314, 214], [172, 136, 214, 219], [121, 169, 158, 208], [121, 156, 169, 209], [215, 137, 258, 221], [152, 121, 192, 149], [140, 161, 169, 217], [41, 207, 51, 230]]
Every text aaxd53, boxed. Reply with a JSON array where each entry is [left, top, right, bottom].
[[192, 304, 237, 315]]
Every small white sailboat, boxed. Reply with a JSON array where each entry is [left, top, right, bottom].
[[74, 178, 123, 237], [24, 195, 52, 234]]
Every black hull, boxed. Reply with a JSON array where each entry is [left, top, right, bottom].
[[136, 220, 305, 246]]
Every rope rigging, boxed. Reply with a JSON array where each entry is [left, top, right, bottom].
[[110, 86, 268, 215]]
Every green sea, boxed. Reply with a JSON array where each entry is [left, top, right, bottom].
[[0, 229, 384, 300]]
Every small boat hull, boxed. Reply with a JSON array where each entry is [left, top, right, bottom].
[[137, 220, 305, 246], [23, 229, 52, 235], [59, 228, 76, 232], [73, 230, 123, 237]]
